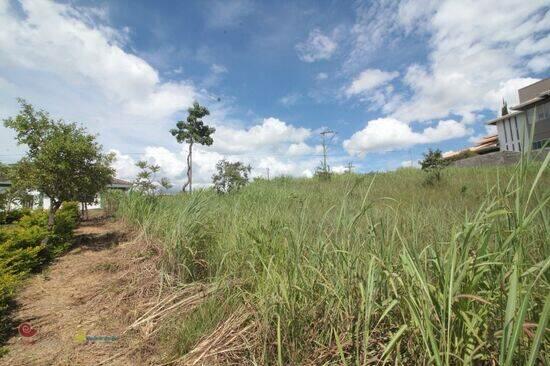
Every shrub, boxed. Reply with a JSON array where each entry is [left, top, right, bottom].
[[101, 189, 125, 216], [0, 202, 80, 348], [212, 159, 251, 193], [51, 202, 80, 255], [0, 208, 32, 225], [420, 148, 448, 185]]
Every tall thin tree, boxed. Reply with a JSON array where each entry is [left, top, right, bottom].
[[170, 102, 215, 192]]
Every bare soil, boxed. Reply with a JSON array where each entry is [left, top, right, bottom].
[[0, 216, 163, 366]]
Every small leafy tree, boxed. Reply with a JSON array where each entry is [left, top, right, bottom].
[[419, 148, 448, 185], [212, 159, 251, 193], [132, 160, 171, 195], [3, 99, 115, 227], [171, 102, 215, 192]]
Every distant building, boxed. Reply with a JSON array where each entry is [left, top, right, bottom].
[[0, 177, 132, 210], [487, 78, 550, 152], [442, 134, 499, 160]]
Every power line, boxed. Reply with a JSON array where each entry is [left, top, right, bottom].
[[319, 129, 336, 174]]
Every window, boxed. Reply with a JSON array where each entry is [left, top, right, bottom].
[[533, 139, 549, 150]]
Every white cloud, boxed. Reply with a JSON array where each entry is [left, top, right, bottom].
[[0, 0, 197, 120], [211, 64, 228, 74], [400, 160, 419, 168], [343, 118, 470, 157], [346, 69, 399, 96], [347, 0, 550, 123], [287, 142, 315, 156], [211, 117, 312, 154], [527, 55, 550, 73], [316, 72, 328, 80], [296, 29, 337, 62], [279, 92, 302, 107]]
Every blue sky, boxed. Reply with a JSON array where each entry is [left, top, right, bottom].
[[0, 0, 548, 186]]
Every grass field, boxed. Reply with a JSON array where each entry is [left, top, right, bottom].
[[116, 157, 549, 365]]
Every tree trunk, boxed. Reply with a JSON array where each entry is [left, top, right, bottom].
[[48, 200, 61, 229], [182, 142, 193, 192]]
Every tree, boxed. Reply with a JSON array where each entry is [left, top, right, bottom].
[[132, 160, 171, 195], [212, 159, 251, 193], [419, 148, 448, 185], [3, 99, 115, 227], [170, 102, 215, 192]]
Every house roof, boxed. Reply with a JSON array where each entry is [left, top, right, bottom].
[[0, 177, 132, 188], [443, 134, 499, 159], [486, 110, 523, 125], [111, 178, 132, 186]]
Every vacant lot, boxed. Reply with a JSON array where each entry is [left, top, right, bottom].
[[115, 161, 549, 365]]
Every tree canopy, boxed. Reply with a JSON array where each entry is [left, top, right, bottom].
[[170, 102, 215, 192], [212, 159, 251, 193], [3, 99, 114, 225]]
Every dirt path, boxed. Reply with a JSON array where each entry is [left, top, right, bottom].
[[0, 217, 161, 366]]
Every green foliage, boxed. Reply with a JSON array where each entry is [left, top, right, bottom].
[[101, 189, 125, 216], [117, 160, 549, 364], [170, 102, 215, 146], [420, 148, 449, 185], [212, 159, 251, 193], [50, 202, 80, 255], [0, 204, 80, 347], [0, 208, 31, 225], [171, 102, 215, 192], [132, 161, 171, 195], [3, 99, 115, 224]]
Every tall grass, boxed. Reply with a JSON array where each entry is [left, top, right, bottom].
[[117, 159, 549, 364]]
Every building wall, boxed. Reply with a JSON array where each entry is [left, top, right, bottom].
[[496, 113, 526, 152], [525, 100, 550, 149], [518, 79, 550, 104]]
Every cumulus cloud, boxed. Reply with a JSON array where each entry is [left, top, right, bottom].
[[211, 117, 312, 154], [343, 118, 470, 156], [346, 69, 399, 96], [346, 0, 549, 123], [296, 29, 337, 62], [0, 1, 325, 185], [0, 0, 197, 120]]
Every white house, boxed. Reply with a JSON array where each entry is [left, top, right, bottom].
[[0, 177, 132, 210], [487, 78, 550, 152]]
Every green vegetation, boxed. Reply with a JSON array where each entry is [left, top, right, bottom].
[[0, 202, 79, 347], [170, 102, 215, 192], [115, 157, 550, 364], [212, 159, 251, 193], [3, 100, 114, 227]]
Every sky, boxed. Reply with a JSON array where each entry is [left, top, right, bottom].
[[0, 0, 549, 187]]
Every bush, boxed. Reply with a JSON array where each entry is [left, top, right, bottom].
[[420, 148, 449, 185], [0, 202, 80, 347], [101, 189, 125, 216], [47, 201, 80, 256], [0, 208, 32, 225]]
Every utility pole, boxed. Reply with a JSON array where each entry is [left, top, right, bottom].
[[346, 161, 354, 173], [320, 129, 336, 175], [266, 167, 270, 180]]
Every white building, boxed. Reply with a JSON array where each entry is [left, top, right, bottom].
[[487, 78, 550, 152], [0, 177, 131, 210]]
